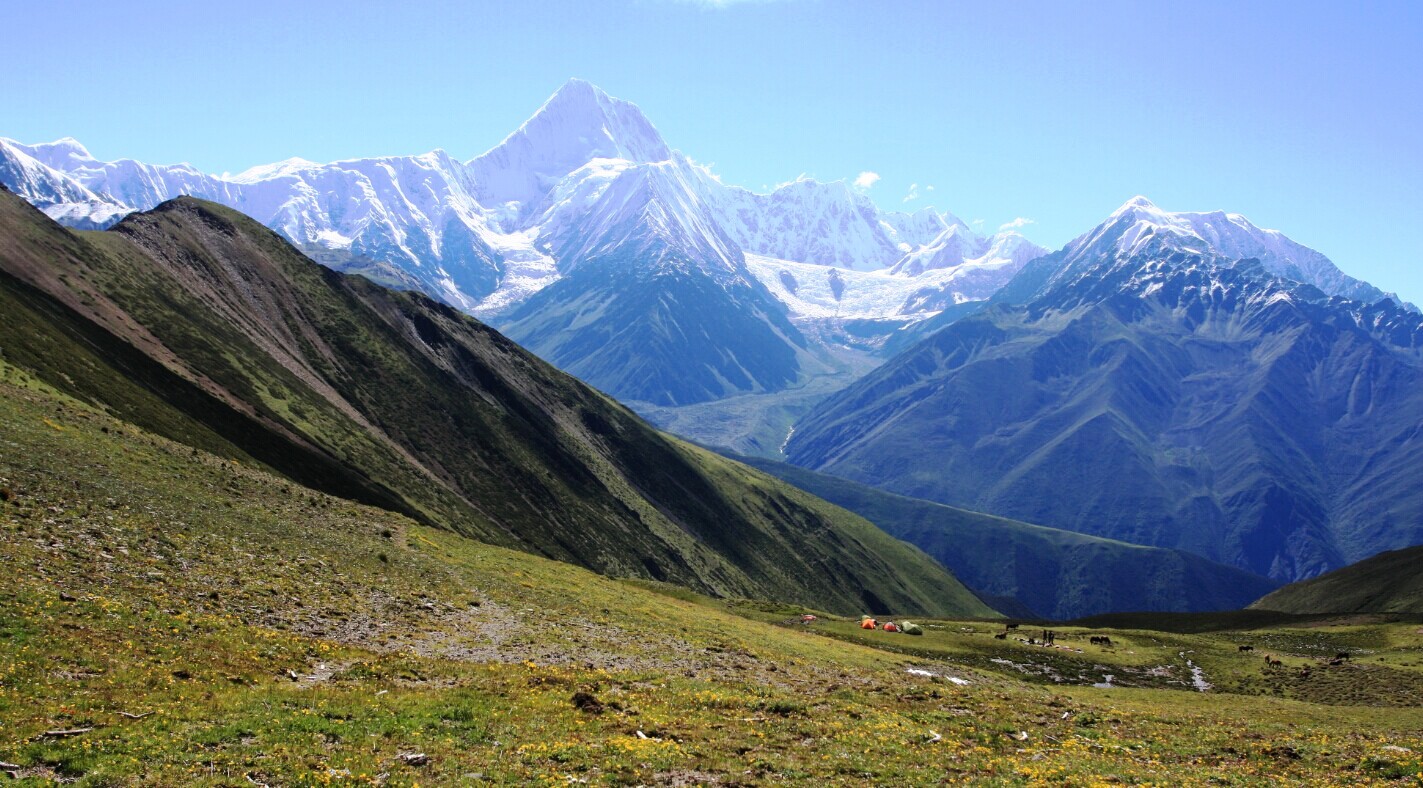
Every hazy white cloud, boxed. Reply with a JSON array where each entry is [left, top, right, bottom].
[[999, 217, 1036, 231], [903, 183, 935, 203], [971, 219, 986, 229], [853, 171, 881, 191]]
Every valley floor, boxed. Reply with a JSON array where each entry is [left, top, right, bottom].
[[2, 366, 1422, 785], [629, 363, 869, 460]]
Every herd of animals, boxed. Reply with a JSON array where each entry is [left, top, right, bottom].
[[941, 623, 1357, 679], [1237, 644, 1354, 678], [990, 623, 1093, 648], [802, 618, 1367, 687]]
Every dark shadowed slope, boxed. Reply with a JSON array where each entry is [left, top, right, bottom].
[[1251, 546, 1423, 615], [736, 456, 1279, 620], [0, 187, 990, 617]]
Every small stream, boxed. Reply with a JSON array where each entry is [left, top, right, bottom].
[[1180, 651, 1212, 692]]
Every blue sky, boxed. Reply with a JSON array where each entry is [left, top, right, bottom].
[[8, 0, 1421, 302]]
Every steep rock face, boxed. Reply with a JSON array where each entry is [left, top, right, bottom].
[[788, 204, 1423, 583], [0, 188, 988, 617]]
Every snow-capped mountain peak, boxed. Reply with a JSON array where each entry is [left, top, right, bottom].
[[1005, 196, 1412, 310], [15, 137, 96, 169], [467, 79, 673, 217], [230, 157, 322, 183], [537, 156, 740, 277], [1112, 194, 1159, 214], [889, 221, 980, 275], [880, 206, 955, 250], [0, 138, 129, 230]]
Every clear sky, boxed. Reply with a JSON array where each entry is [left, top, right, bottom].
[[7, 0, 1421, 302]]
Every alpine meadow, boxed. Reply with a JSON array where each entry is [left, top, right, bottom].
[[3, 2, 1422, 785]]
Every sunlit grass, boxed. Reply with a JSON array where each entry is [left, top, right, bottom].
[[2, 368, 1422, 784]]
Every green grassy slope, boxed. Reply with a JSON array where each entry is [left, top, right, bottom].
[[1252, 546, 1423, 615], [736, 456, 1281, 620], [2, 370, 1421, 784], [0, 189, 983, 617]]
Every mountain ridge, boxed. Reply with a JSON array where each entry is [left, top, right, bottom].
[[786, 201, 1423, 583], [0, 80, 1052, 406], [0, 185, 992, 618]]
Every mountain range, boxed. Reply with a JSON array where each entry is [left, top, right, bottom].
[[786, 196, 1423, 583], [0, 185, 992, 618], [6, 79, 1421, 613], [0, 79, 1044, 407]]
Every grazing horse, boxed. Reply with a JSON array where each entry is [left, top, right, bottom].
[[994, 632, 1008, 640], [1238, 645, 1254, 653], [1089, 635, 1114, 647]]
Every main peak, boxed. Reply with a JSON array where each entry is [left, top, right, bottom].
[[1114, 195, 1161, 215], [469, 79, 674, 211], [546, 77, 604, 105]]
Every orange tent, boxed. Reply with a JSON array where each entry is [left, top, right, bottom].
[[883, 622, 899, 633], [861, 618, 877, 629]]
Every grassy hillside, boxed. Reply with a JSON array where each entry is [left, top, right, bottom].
[[1252, 546, 1423, 615], [737, 456, 1280, 620], [0, 189, 985, 618], [2, 370, 1422, 784]]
